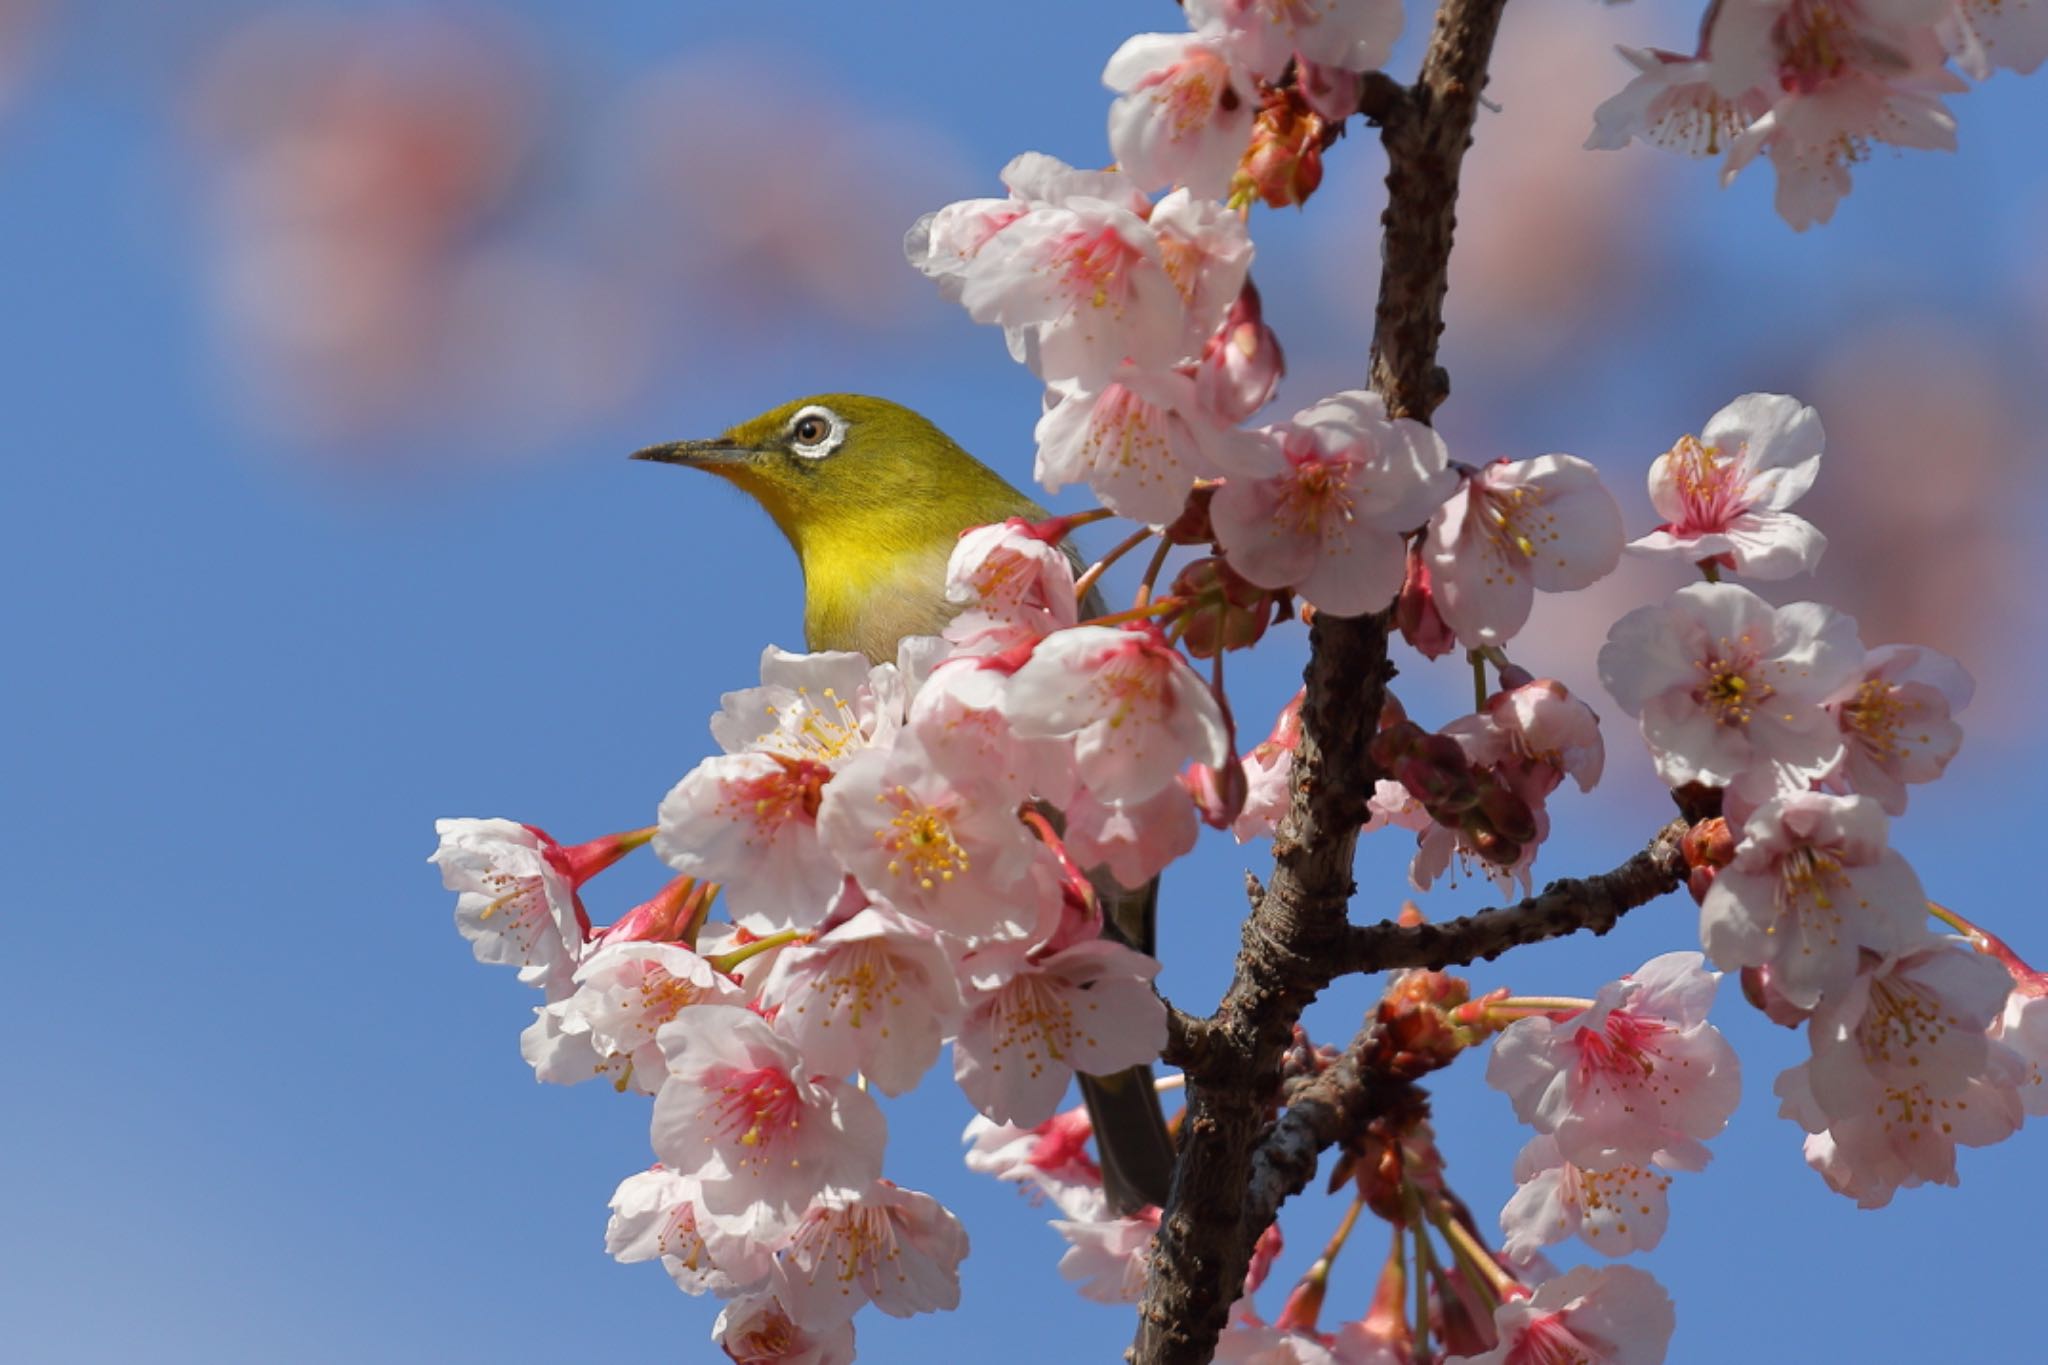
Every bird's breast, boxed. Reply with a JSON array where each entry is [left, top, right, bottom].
[[801, 540, 958, 665]]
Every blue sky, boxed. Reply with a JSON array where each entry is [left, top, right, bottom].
[[5, 2, 2046, 1361]]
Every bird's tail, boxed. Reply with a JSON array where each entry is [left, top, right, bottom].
[[1082, 872, 1176, 1214]]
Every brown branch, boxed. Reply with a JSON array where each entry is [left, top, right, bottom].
[[1339, 820, 1691, 974], [1130, 4, 1513, 1362]]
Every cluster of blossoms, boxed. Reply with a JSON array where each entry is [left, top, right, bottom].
[[433, 2, 2046, 1361], [1591, 0, 2048, 228]]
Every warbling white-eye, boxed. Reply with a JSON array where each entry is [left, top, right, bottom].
[[634, 393, 1175, 1214]]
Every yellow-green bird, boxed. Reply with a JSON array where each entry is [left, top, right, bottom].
[[633, 393, 1175, 1214]]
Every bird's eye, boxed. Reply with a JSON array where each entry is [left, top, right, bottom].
[[786, 405, 846, 459]]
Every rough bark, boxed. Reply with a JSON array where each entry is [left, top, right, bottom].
[[1130, 4, 1520, 1361]]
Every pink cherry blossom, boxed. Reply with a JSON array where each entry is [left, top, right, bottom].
[[1451, 1264, 1675, 1365], [1499, 1134, 1672, 1261], [1150, 188, 1256, 354], [768, 1182, 968, 1328], [1993, 987, 2048, 1117], [1104, 33, 1256, 199], [904, 657, 1077, 805], [754, 907, 962, 1096], [959, 195, 1189, 387], [432, 817, 610, 992], [1231, 690, 1302, 842], [1002, 623, 1232, 802], [651, 1005, 886, 1231], [954, 938, 1167, 1126], [1054, 1205, 1161, 1304], [963, 1109, 1107, 1218], [710, 647, 906, 768], [1941, 0, 2048, 78], [1586, 48, 1766, 157], [1699, 793, 1929, 1008], [712, 1292, 855, 1365], [906, 154, 1148, 301], [654, 753, 841, 934], [1194, 281, 1286, 425], [1213, 1323, 1342, 1364], [1628, 393, 1827, 579], [815, 734, 1048, 940], [606, 1166, 760, 1296], [1187, 0, 1404, 82], [1212, 390, 1457, 618], [566, 940, 748, 1094], [1598, 582, 1864, 810], [1423, 454, 1624, 648], [1036, 368, 1244, 525], [1487, 952, 1741, 1172], [1063, 780, 1201, 889], [1822, 643, 1973, 815], [1450, 678, 1606, 803], [942, 519, 1079, 653]]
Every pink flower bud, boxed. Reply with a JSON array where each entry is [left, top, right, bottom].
[[1182, 755, 1250, 830], [1194, 281, 1285, 424], [1396, 540, 1457, 659], [1741, 964, 1815, 1028]]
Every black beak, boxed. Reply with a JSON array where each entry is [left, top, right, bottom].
[[629, 440, 762, 468]]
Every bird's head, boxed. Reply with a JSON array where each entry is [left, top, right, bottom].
[[632, 393, 1040, 558]]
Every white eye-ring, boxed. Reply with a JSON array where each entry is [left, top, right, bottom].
[[787, 405, 848, 460]]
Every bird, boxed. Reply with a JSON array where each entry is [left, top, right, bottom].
[[633, 392, 1176, 1214]]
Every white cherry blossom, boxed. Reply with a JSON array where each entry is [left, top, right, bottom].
[[568, 941, 748, 1094], [1627, 394, 1827, 579], [962, 1109, 1106, 1218], [1822, 644, 1973, 814], [1499, 1134, 1672, 1260], [1187, 0, 1404, 82], [655, 753, 842, 934], [432, 818, 603, 993], [606, 1166, 762, 1296], [754, 907, 962, 1096], [1054, 1205, 1161, 1303], [1598, 582, 1863, 810], [712, 1292, 856, 1365], [942, 519, 1078, 654], [1700, 793, 1929, 1008], [1104, 34, 1256, 199], [1035, 368, 1243, 525], [1213, 390, 1457, 618], [711, 647, 906, 768], [1941, 0, 2048, 77], [768, 1182, 968, 1328], [954, 938, 1167, 1126], [1423, 454, 1624, 648], [1002, 623, 1231, 803]]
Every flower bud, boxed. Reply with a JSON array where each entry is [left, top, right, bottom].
[[1183, 756, 1250, 830], [1194, 282, 1285, 424], [1396, 539, 1458, 659], [1231, 89, 1327, 209], [1173, 555, 1278, 656], [1161, 483, 1218, 546], [1741, 964, 1815, 1028], [1474, 780, 1538, 847]]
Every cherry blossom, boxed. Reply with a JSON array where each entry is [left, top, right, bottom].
[[1002, 622, 1232, 802], [958, 194, 1188, 387], [1627, 394, 1827, 579], [1777, 942, 2026, 1206], [711, 647, 906, 768], [1187, 0, 1404, 82], [1423, 454, 1624, 648], [963, 1109, 1107, 1217], [520, 997, 624, 1087], [815, 733, 1048, 940], [1213, 1322, 1342, 1364], [651, 1005, 886, 1231], [655, 753, 841, 933], [1822, 644, 1973, 815], [1212, 389, 1457, 618], [1104, 33, 1256, 199], [1231, 690, 1302, 842], [1586, 48, 1765, 158], [432, 818, 631, 992], [1598, 582, 1864, 810], [1499, 1134, 1672, 1260], [1054, 1205, 1161, 1304], [903, 658, 1077, 805], [1452, 1264, 1675, 1365], [769, 1184, 967, 1328], [1488, 952, 1741, 1172], [1063, 780, 1202, 889], [606, 1166, 762, 1296], [1150, 188, 1256, 354], [754, 907, 962, 1096], [1035, 368, 1243, 525], [954, 937, 1168, 1126], [1941, 0, 2048, 78], [1700, 793, 1930, 1008], [906, 154, 1149, 301], [1993, 986, 2048, 1117], [713, 1291, 856, 1365], [565, 940, 748, 1093], [942, 519, 1079, 653]]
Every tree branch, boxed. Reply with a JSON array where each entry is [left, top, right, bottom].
[[1130, 4, 1513, 1361], [1339, 819, 1690, 974]]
